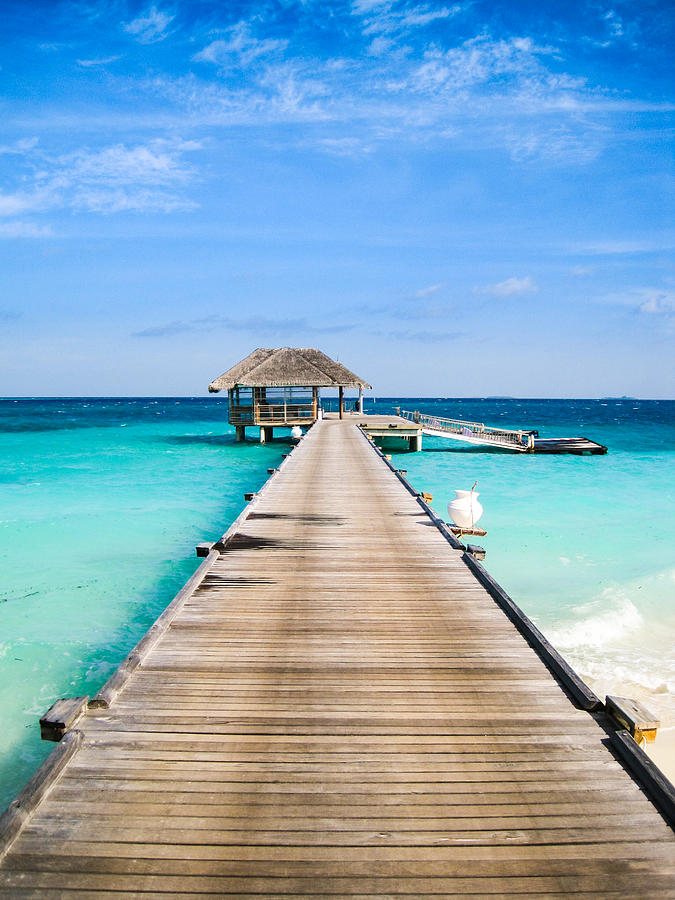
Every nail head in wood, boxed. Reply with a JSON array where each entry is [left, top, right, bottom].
[[39, 697, 88, 742]]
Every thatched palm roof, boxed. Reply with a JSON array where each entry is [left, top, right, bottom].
[[208, 348, 371, 392]]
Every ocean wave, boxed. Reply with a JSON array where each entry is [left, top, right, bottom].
[[548, 575, 675, 723], [550, 590, 644, 651]]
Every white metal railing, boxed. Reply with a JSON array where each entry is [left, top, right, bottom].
[[398, 409, 534, 450]]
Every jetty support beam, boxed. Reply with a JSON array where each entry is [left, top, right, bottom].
[[409, 432, 422, 452], [39, 697, 88, 743], [259, 426, 273, 444], [235, 425, 246, 442]]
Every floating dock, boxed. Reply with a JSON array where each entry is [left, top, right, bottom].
[[0, 417, 671, 897], [362, 410, 608, 453]]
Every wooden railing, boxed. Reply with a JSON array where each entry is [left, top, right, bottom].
[[398, 409, 535, 450], [229, 405, 255, 425]]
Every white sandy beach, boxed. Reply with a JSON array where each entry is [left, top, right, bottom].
[[645, 726, 675, 785]]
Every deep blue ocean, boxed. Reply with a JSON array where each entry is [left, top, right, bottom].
[[1, 396, 673, 812]]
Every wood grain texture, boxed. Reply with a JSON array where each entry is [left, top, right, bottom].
[[1, 418, 673, 896]]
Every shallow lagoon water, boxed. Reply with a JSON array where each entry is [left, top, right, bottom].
[[0, 398, 285, 812], [1, 396, 673, 812]]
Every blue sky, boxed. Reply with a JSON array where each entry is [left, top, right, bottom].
[[1, 0, 673, 397]]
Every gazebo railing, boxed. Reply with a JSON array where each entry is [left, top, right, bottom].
[[255, 402, 316, 422]]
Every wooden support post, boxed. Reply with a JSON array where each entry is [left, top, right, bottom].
[[358, 387, 364, 413], [235, 425, 245, 442], [39, 697, 88, 742], [339, 386, 344, 419], [466, 543, 486, 561], [410, 431, 422, 451], [195, 542, 214, 557], [259, 426, 273, 443], [606, 695, 660, 744]]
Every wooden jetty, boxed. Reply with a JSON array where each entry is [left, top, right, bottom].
[[380, 410, 608, 454], [1, 417, 673, 897], [208, 347, 371, 443]]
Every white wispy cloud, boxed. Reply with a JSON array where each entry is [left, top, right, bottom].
[[415, 282, 445, 297], [71, 188, 195, 214], [604, 287, 675, 316], [411, 35, 560, 93], [77, 55, 122, 67], [63, 140, 198, 185], [128, 13, 662, 167], [354, 1, 463, 37], [402, 6, 460, 28], [503, 123, 604, 164], [379, 326, 464, 342], [0, 190, 50, 217], [124, 5, 174, 44], [639, 289, 675, 315], [475, 276, 538, 296], [572, 239, 675, 255], [193, 22, 288, 68], [604, 10, 625, 39], [599, 287, 675, 331], [0, 222, 54, 239], [0, 139, 200, 220], [133, 314, 354, 338], [317, 136, 374, 156], [60, 140, 199, 213], [0, 137, 39, 155]]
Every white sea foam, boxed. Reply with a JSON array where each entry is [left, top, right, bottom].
[[549, 574, 675, 723], [551, 589, 643, 651]]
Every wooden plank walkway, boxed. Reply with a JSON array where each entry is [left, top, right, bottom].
[[0, 417, 673, 897]]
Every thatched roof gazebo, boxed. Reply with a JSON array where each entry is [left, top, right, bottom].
[[209, 348, 371, 442]]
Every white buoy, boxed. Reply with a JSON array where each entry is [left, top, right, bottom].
[[290, 425, 303, 439], [447, 483, 483, 528]]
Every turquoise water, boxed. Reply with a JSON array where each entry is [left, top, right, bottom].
[[0, 398, 286, 812], [1, 397, 673, 813]]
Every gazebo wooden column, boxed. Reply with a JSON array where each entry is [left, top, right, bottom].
[[338, 386, 344, 419]]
